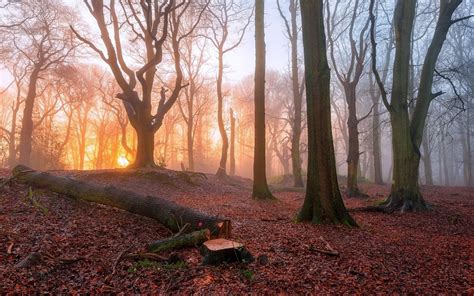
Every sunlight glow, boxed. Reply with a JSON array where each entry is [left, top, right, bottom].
[[117, 155, 130, 168]]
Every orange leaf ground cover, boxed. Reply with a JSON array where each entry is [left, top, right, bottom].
[[0, 169, 472, 294]]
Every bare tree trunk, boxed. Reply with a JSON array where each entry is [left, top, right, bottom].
[[289, 2, 304, 188], [369, 72, 384, 185], [216, 51, 228, 178], [369, 0, 462, 212], [298, 0, 355, 225], [441, 134, 450, 186], [462, 108, 473, 186], [345, 85, 362, 196], [229, 108, 236, 176], [252, 0, 274, 200], [18, 67, 40, 166], [8, 95, 22, 168], [422, 128, 433, 185]]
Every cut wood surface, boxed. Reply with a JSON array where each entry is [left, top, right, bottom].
[[12, 165, 230, 238], [202, 238, 243, 251], [200, 238, 253, 265]]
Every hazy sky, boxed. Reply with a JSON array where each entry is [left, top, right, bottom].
[[70, 0, 292, 81], [0, 1, 293, 87]]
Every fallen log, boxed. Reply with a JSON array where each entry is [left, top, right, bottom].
[[12, 165, 230, 238], [148, 229, 210, 253]]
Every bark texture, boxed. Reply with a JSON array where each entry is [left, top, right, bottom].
[[252, 0, 274, 200], [297, 0, 356, 226]]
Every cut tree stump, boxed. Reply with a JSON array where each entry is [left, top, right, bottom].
[[148, 229, 210, 252], [12, 165, 230, 238], [200, 238, 254, 265]]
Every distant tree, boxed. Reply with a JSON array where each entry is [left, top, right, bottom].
[[229, 108, 236, 175], [204, 0, 253, 178], [252, 0, 274, 200], [276, 0, 304, 187], [1, 0, 76, 166], [326, 0, 371, 197], [298, 0, 356, 225], [176, 33, 210, 172]]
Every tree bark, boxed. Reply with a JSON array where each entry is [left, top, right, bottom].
[[12, 165, 231, 238], [369, 71, 384, 185], [133, 122, 156, 168], [18, 66, 41, 166], [252, 0, 274, 200], [422, 128, 433, 185], [383, 0, 427, 212], [345, 85, 362, 196], [229, 108, 236, 176], [298, 0, 356, 226], [441, 134, 450, 186], [216, 51, 229, 178], [8, 94, 22, 168]]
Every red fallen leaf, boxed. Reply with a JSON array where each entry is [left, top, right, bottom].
[[0, 169, 471, 294], [7, 242, 14, 254]]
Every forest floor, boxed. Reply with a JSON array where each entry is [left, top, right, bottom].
[[0, 168, 472, 294]]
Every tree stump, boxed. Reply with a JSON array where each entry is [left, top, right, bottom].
[[200, 239, 254, 265]]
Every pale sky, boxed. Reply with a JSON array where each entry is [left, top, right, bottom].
[[0, 1, 293, 87], [71, 0, 292, 81]]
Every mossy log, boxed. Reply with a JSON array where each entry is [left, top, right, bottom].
[[12, 165, 230, 238], [148, 229, 210, 252]]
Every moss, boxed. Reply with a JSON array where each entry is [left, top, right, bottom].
[[239, 269, 255, 281], [127, 259, 187, 273]]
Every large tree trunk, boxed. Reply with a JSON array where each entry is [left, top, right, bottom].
[[216, 51, 228, 178], [385, 113, 427, 212], [18, 67, 41, 166], [381, 0, 428, 212], [12, 165, 230, 238], [252, 0, 274, 200], [298, 0, 356, 226], [132, 119, 156, 168], [381, 0, 462, 212]]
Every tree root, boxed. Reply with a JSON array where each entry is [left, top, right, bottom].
[[351, 190, 429, 213]]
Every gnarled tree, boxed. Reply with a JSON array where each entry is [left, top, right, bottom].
[[72, 0, 205, 168], [369, 0, 469, 212], [326, 0, 371, 197]]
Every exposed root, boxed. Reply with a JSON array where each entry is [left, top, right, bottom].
[[351, 189, 429, 213]]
